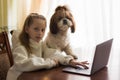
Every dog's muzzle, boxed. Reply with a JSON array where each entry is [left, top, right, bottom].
[[62, 18, 72, 27], [63, 19, 68, 25], [57, 18, 72, 29]]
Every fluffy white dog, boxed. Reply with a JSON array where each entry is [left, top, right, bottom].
[[45, 5, 78, 59]]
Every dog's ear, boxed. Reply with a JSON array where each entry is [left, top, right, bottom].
[[70, 14, 75, 33], [50, 15, 59, 34], [71, 23, 75, 33]]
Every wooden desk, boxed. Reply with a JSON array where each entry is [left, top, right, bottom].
[[18, 65, 119, 80]]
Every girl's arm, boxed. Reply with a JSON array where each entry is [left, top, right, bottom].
[[12, 46, 57, 72]]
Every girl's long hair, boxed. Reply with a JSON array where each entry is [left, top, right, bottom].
[[19, 13, 46, 53]]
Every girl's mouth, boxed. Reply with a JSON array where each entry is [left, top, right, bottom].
[[36, 36, 41, 40]]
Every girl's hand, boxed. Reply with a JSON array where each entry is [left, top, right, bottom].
[[53, 59, 59, 67], [69, 59, 89, 69]]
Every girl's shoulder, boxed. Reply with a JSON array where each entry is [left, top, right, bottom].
[[12, 44, 29, 57], [12, 44, 27, 53]]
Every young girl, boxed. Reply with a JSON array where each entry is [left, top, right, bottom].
[[7, 13, 88, 80]]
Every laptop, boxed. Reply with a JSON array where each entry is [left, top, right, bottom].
[[63, 39, 113, 75]]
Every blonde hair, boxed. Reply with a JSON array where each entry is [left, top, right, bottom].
[[19, 13, 46, 53]]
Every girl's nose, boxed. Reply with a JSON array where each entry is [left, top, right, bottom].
[[38, 30, 43, 35]]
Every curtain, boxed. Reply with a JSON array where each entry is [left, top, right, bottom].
[[7, 0, 42, 31], [0, 0, 8, 32]]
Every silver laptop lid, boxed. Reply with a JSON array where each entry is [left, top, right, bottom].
[[91, 39, 113, 74]]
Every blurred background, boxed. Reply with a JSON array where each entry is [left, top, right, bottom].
[[0, 0, 120, 70]]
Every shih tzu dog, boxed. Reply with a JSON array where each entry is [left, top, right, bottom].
[[45, 5, 78, 59]]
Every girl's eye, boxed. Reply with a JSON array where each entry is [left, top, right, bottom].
[[34, 27, 39, 31], [41, 29, 45, 32]]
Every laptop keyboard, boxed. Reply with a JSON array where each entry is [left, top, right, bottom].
[[74, 65, 86, 70]]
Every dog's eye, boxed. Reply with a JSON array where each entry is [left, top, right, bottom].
[[66, 16, 71, 20], [58, 17, 62, 20]]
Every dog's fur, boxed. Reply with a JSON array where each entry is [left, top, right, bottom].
[[45, 5, 78, 59]]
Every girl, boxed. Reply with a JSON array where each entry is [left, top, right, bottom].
[[7, 13, 88, 80]]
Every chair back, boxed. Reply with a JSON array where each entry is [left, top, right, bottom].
[[0, 31, 13, 80]]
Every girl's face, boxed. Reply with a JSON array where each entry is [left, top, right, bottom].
[[26, 18, 46, 42]]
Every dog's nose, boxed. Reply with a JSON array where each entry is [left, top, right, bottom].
[[63, 19, 67, 25]]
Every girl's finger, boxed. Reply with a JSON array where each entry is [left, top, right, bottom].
[[81, 61, 89, 65]]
